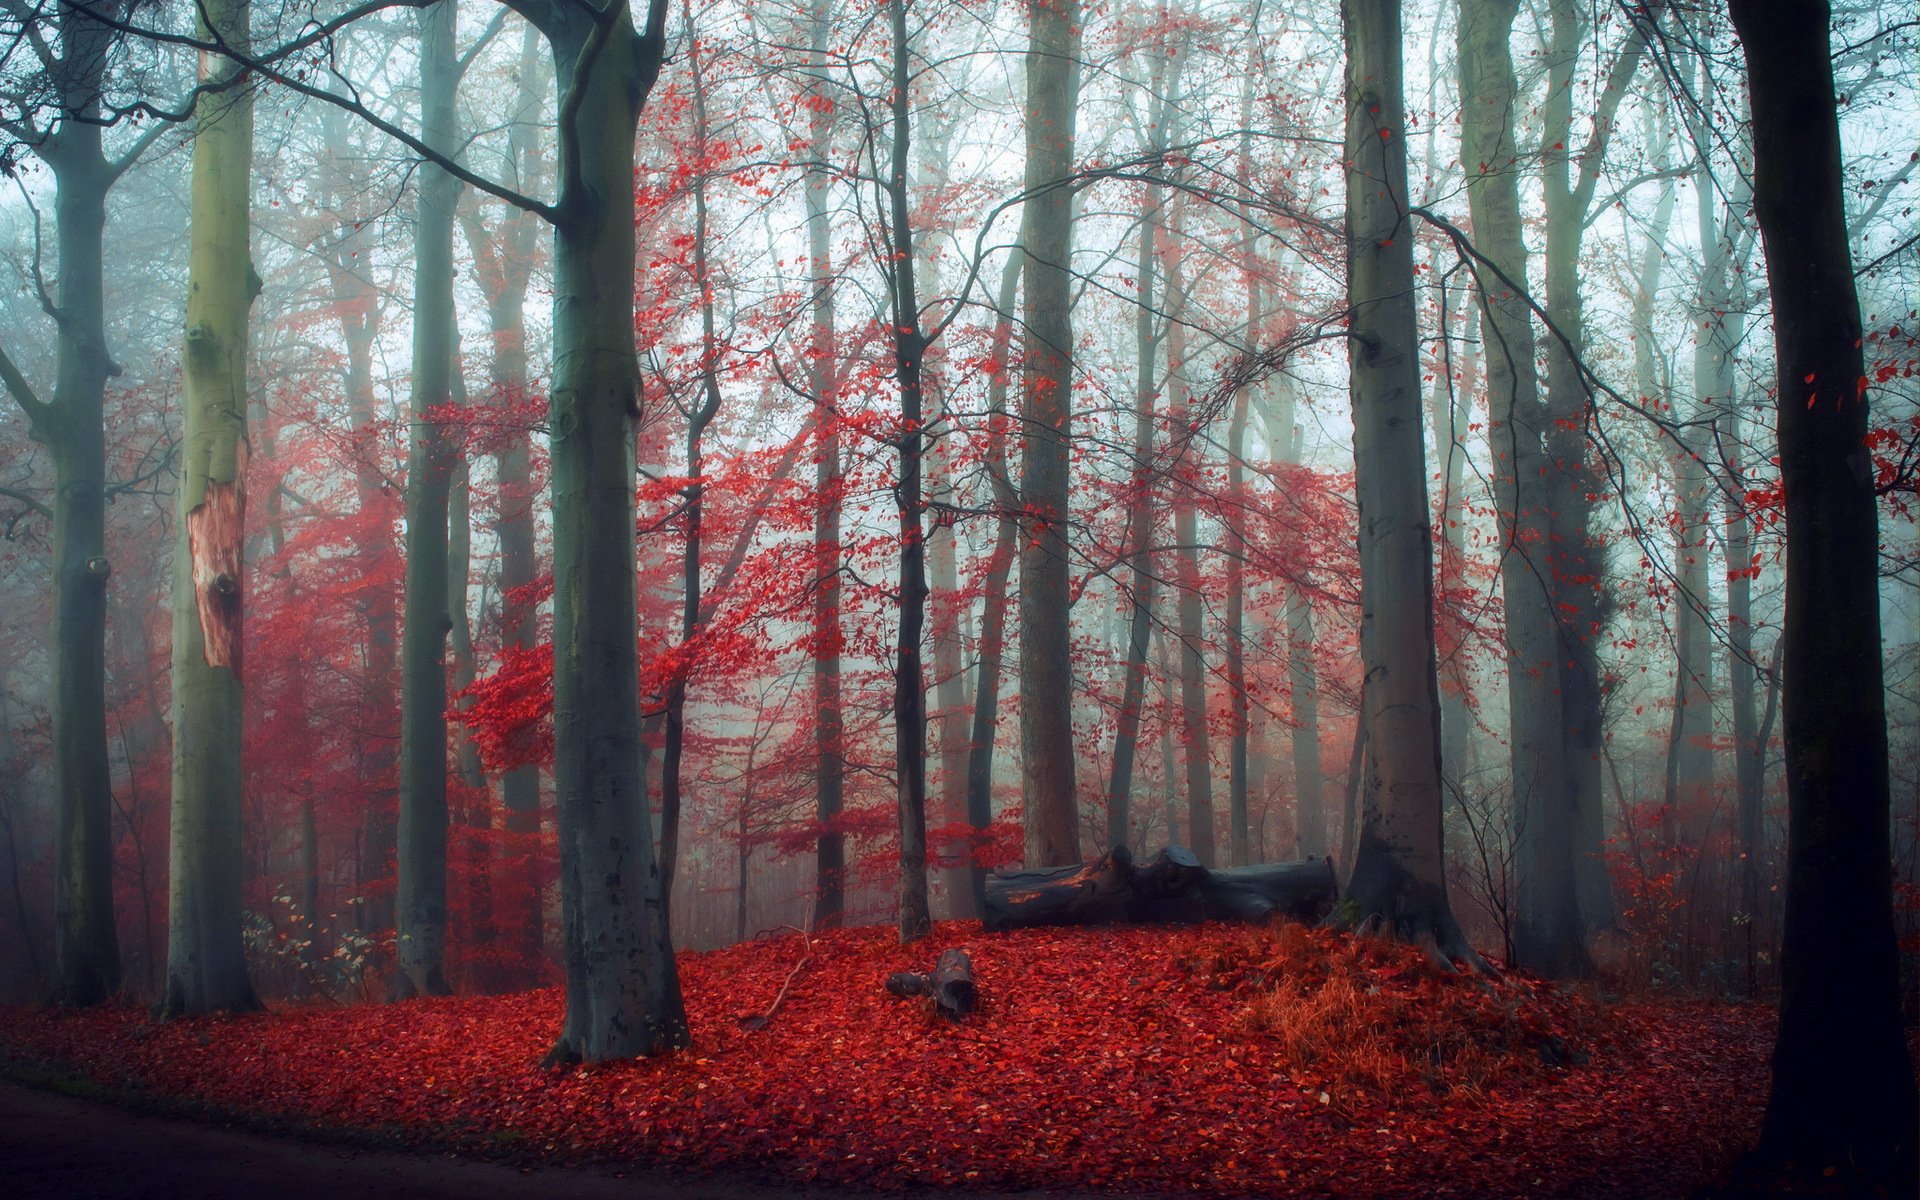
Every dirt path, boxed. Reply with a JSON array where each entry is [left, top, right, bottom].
[[0, 1081, 1081, 1200]]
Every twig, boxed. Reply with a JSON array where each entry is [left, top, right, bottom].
[[739, 923, 813, 1030]]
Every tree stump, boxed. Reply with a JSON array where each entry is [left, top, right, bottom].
[[885, 948, 976, 1020]]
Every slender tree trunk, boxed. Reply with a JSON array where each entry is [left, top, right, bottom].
[[1668, 39, 1723, 853], [659, 20, 726, 923], [1540, 0, 1648, 934], [886, 0, 932, 942], [540, 0, 687, 1064], [1104, 32, 1177, 854], [393, 0, 460, 1002], [23, 4, 124, 1008], [1728, 0, 1918, 1182], [804, 0, 846, 933], [964, 256, 1023, 917], [1165, 257, 1215, 866], [1457, 0, 1585, 976], [1338, 0, 1475, 962], [457, 24, 547, 987], [163, 0, 260, 1017], [1017, 0, 1084, 867]]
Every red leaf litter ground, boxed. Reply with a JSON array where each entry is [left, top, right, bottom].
[[0, 922, 1774, 1198]]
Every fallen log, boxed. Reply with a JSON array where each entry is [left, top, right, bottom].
[[981, 846, 1338, 932], [885, 948, 977, 1020]]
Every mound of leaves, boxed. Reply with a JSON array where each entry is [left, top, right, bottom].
[[0, 921, 1775, 1199], [1180, 924, 1608, 1101]]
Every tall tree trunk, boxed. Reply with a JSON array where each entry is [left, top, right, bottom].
[[458, 21, 548, 987], [540, 0, 687, 1064], [963, 256, 1023, 917], [804, 0, 846, 933], [1224, 73, 1257, 868], [1338, 0, 1475, 962], [1017, 0, 1083, 867], [1540, 0, 1648, 934], [1728, 0, 1918, 1183], [393, 0, 460, 1002], [1667, 38, 1722, 852], [163, 0, 260, 1017], [885, 0, 932, 942], [1457, 0, 1585, 976], [1261, 383, 1327, 859], [1104, 29, 1177, 854], [15, 1, 126, 1008], [1165, 243, 1215, 867], [659, 15, 726, 925]]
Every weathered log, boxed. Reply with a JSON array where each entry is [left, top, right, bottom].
[[885, 947, 976, 1020], [982, 845, 1337, 931]]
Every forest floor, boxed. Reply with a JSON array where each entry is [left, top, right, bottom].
[[0, 922, 1777, 1199]]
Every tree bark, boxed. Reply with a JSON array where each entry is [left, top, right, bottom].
[[13, 0, 127, 1008], [1457, 0, 1585, 976], [962, 256, 1023, 918], [539, 0, 687, 1063], [804, 0, 846, 933], [163, 0, 260, 1017], [885, 0, 932, 942], [1017, 0, 1084, 868], [1728, 0, 1919, 1182], [1104, 32, 1178, 856], [1338, 0, 1475, 962], [393, 0, 460, 1002], [1540, 0, 1648, 934]]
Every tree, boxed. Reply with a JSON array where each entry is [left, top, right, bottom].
[[530, 0, 688, 1063], [1726, 0, 1919, 1185], [393, 0, 461, 1002], [1103, 19, 1178, 855], [0, 0, 163, 1006], [1456, 0, 1585, 977], [164, 0, 261, 1018], [1017, 0, 1083, 868], [802, 0, 845, 933], [1337, 0, 1475, 964]]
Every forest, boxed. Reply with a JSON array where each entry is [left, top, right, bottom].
[[0, 0, 1915, 1195]]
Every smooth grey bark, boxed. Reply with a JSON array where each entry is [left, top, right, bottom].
[[1540, 0, 1648, 933], [534, 0, 687, 1063], [393, 0, 460, 1002], [1259, 383, 1326, 859], [1457, 0, 1585, 976], [163, 0, 260, 1018], [963, 255, 1023, 917], [1164, 246, 1215, 869], [1104, 34, 1178, 855], [1729, 0, 1919, 1184], [1016, 0, 1084, 867], [0, 0, 131, 1008], [805, 0, 846, 932], [1338, 0, 1475, 962], [1665, 38, 1722, 850]]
